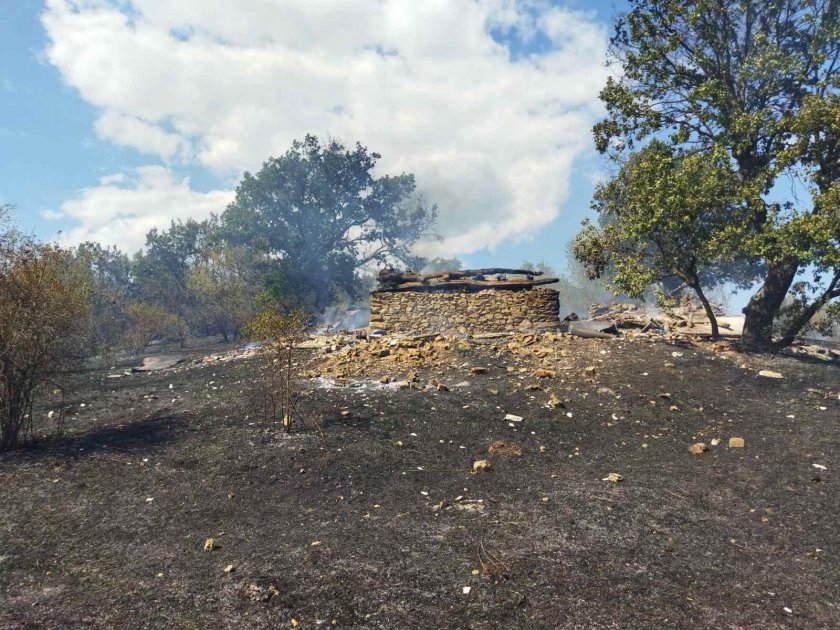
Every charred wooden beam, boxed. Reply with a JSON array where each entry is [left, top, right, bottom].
[[374, 277, 559, 292], [377, 267, 545, 287]]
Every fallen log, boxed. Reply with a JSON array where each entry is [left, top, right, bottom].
[[566, 320, 619, 339]]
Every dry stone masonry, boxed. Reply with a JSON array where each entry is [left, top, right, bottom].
[[369, 287, 560, 334]]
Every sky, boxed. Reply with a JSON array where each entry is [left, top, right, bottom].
[[1, 0, 626, 274]]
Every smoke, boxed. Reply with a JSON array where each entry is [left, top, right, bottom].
[[318, 306, 371, 331]]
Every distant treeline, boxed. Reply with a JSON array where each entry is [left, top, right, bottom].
[[61, 135, 438, 352]]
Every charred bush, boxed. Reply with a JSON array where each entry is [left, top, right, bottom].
[[246, 308, 308, 433], [122, 302, 188, 351], [0, 217, 92, 450]]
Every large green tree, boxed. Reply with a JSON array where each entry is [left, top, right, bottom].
[[589, 0, 840, 348], [219, 135, 437, 309]]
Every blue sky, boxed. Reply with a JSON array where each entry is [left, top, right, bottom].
[[2, 0, 626, 276]]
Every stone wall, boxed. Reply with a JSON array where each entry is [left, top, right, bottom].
[[369, 288, 560, 334]]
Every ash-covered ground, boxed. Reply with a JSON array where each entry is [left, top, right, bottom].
[[1, 333, 838, 629]]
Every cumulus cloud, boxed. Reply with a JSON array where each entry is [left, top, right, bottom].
[[51, 166, 233, 253], [42, 0, 608, 254]]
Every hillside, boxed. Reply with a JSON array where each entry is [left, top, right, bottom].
[[1, 333, 838, 628]]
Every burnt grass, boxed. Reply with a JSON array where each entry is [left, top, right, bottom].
[[1, 335, 838, 629]]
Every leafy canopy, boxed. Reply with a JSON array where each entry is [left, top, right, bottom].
[[576, 141, 750, 297], [586, 0, 840, 346], [220, 134, 437, 308]]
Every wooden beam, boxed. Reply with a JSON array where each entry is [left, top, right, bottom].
[[374, 277, 559, 292], [377, 268, 545, 286]]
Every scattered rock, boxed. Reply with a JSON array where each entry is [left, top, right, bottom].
[[223, 564, 235, 573], [244, 582, 280, 602], [758, 370, 783, 379], [504, 413, 524, 422], [603, 473, 624, 483], [454, 501, 485, 514], [469, 367, 488, 375], [547, 392, 564, 409], [472, 460, 491, 474], [728, 437, 745, 448], [204, 538, 215, 551], [688, 442, 708, 455], [488, 441, 524, 457], [533, 368, 558, 379]]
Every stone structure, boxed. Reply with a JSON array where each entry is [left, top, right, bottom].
[[369, 287, 560, 334]]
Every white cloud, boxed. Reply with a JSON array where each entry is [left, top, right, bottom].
[[94, 111, 189, 160], [42, 0, 608, 255], [50, 166, 233, 253]]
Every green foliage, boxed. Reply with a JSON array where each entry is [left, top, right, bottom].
[[576, 141, 750, 297], [588, 0, 840, 347], [220, 134, 437, 309]]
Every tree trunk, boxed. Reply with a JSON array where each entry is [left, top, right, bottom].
[[741, 259, 799, 350], [691, 282, 720, 340], [774, 274, 840, 350]]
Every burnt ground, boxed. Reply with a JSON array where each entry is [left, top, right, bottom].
[[1, 334, 838, 629]]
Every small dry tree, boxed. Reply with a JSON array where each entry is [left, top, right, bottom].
[[0, 211, 92, 450], [247, 308, 308, 433]]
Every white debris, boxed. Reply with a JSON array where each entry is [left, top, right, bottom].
[[758, 370, 783, 379]]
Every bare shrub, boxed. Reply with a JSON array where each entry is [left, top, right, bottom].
[[247, 308, 308, 433], [0, 222, 92, 450]]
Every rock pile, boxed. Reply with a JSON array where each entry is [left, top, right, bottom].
[[306, 335, 470, 378]]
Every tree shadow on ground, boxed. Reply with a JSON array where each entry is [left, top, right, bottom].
[[2, 413, 188, 463]]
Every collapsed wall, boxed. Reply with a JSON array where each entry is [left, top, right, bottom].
[[369, 287, 560, 335]]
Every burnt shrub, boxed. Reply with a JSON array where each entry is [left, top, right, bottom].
[[246, 307, 308, 433], [0, 217, 92, 450]]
